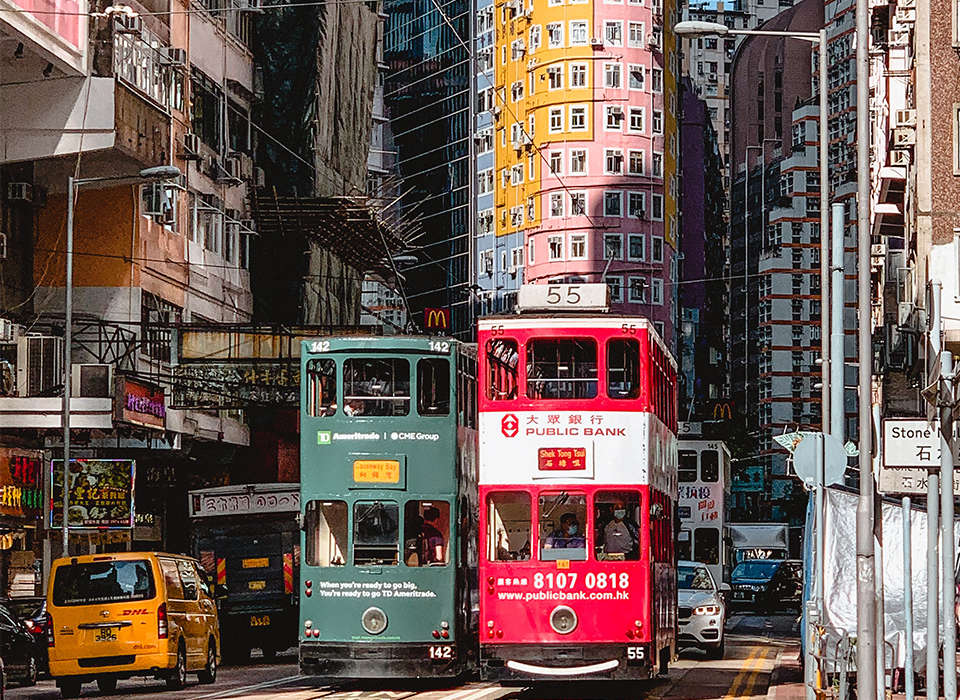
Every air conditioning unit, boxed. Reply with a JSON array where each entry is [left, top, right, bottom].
[[521, 133, 533, 145], [221, 155, 242, 183], [7, 182, 32, 203], [16, 335, 64, 398], [0, 232, 5, 260], [72, 363, 113, 398], [240, 218, 257, 233], [0, 319, 15, 343], [253, 167, 266, 188], [647, 32, 661, 48], [892, 127, 916, 148], [888, 28, 910, 46], [890, 149, 911, 166], [527, 58, 538, 69], [182, 133, 202, 160], [491, 105, 502, 116], [895, 109, 917, 127], [116, 13, 143, 34], [871, 243, 887, 258], [505, 0, 519, 9], [511, 140, 522, 151], [589, 37, 603, 46], [900, 0, 915, 6], [163, 47, 187, 66], [895, 6, 915, 22], [899, 301, 914, 326], [509, 266, 518, 278]]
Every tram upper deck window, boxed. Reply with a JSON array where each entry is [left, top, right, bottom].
[[487, 491, 531, 561], [417, 358, 450, 415], [607, 339, 641, 399], [486, 339, 519, 400], [343, 358, 410, 416], [701, 450, 719, 482], [526, 338, 598, 400], [353, 501, 399, 566], [304, 500, 348, 567], [404, 500, 450, 566], [539, 491, 587, 561], [679, 450, 698, 483], [306, 358, 337, 417], [594, 490, 640, 561]]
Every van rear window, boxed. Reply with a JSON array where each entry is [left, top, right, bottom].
[[53, 560, 155, 606]]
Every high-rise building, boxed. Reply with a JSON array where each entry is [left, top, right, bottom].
[[478, 0, 681, 346]]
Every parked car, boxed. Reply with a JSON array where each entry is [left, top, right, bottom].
[[677, 560, 727, 659], [0, 601, 39, 686], [730, 559, 799, 612], [47, 552, 220, 699], [1, 597, 48, 673]]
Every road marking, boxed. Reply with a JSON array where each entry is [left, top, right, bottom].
[[724, 648, 769, 700], [194, 674, 304, 699]]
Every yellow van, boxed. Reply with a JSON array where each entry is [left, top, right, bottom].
[[47, 552, 220, 698]]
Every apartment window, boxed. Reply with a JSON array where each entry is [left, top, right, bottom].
[[511, 39, 526, 60], [191, 71, 224, 152], [651, 278, 663, 305], [511, 80, 524, 101], [628, 232, 645, 258], [604, 234, 623, 260], [549, 107, 563, 133], [530, 25, 542, 49], [652, 152, 663, 177], [141, 292, 182, 363], [570, 20, 588, 45], [570, 234, 587, 258], [548, 22, 564, 47], [548, 66, 563, 90], [628, 194, 645, 221], [606, 276, 623, 302], [548, 235, 564, 260], [629, 64, 644, 90], [652, 110, 663, 134], [629, 107, 644, 132], [511, 163, 524, 185], [570, 105, 587, 131], [628, 277, 646, 302], [604, 63, 622, 89], [571, 192, 586, 216], [571, 149, 586, 173], [606, 106, 623, 130], [478, 168, 494, 194], [628, 150, 644, 175], [604, 21, 623, 46], [570, 63, 587, 88], [605, 149, 623, 174], [628, 21, 644, 47], [652, 235, 663, 262], [527, 197, 536, 221], [604, 191, 623, 217], [550, 192, 564, 217], [141, 182, 179, 231], [477, 128, 494, 154], [652, 68, 662, 92], [529, 238, 536, 264], [549, 151, 562, 174], [511, 246, 524, 268], [652, 194, 663, 220]]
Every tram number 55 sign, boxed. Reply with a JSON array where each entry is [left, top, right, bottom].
[[502, 414, 519, 438], [518, 283, 609, 311]]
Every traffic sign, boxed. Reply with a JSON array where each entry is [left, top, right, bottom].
[[882, 417, 955, 468], [878, 467, 960, 497], [791, 432, 848, 487]]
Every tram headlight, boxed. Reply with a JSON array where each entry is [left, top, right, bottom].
[[361, 607, 388, 635], [693, 605, 721, 616], [549, 605, 578, 635]]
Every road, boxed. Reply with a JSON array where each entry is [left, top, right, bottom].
[[8, 612, 798, 700]]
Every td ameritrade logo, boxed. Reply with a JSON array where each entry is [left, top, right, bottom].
[[317, 431, 380, 445]]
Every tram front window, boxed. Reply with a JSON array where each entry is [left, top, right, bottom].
[[701, 450, 719, 482], [526, 338, 597, 399], [304, 500, 348, 567], [694, 527, 720, 565], [487, 492, 531, 561], [679, 450, 698, 483], [404, 500, 450, 566], [486, 339, 519, 400], [607, 338, 641, 399], [353, 501, 400, 566], [306, 359, 337, 416], [343, 358, 410, 416], [539, 491, 587, 561], [594, 490, 640, 561], [417, 358, 450, 415]]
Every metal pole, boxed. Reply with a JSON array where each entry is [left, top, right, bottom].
[[940, 348, 956, 700], [928, 279, 942, 700], [874, 403, 886, 696], [855, 0, 877, 686], [61, 176, 74, 558], [831, 202, 844, 441], [905, 495, 915, 700], [819, 28, 831, 435]]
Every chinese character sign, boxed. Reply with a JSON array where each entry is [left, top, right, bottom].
[[0, 448, 43, 519], [51, 459, 135, 529]]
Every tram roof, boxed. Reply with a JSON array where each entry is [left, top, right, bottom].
[[300, 335, 475, 354]]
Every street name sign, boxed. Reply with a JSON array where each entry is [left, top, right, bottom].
[[879, 418, 960, 496]]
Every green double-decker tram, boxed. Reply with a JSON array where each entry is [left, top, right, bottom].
[[298, 336, 478, 680]]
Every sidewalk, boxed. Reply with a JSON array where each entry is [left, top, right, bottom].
[[767, 644, 806, 700]]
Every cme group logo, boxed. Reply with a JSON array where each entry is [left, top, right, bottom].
[[501, 414, 519, 438]]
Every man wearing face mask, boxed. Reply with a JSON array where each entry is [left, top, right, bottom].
[[604, 500, 639, 558], [545, 512, 586, 549]]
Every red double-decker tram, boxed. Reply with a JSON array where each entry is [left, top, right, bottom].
[[477, 284, 678, 683]]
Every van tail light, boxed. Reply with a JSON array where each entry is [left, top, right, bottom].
[[158, 603, 168, 639], [45, 612, 54, 648]]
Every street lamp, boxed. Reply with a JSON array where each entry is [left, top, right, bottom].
[[62, 165, 182, 557]]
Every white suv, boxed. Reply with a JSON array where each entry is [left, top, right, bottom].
[[677, 560, 727, 659]]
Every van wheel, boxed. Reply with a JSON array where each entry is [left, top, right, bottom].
[[166, 643, 187, 690], [59, 679, 82, 699], [96, 676, 117, 695], [198, 641, 217, 684]]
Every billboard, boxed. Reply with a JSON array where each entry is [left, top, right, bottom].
[[0, 448, 43, 519], [51, 459, 135, 529]]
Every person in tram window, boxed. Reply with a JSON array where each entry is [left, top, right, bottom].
[[545, 513, 586, 549], [603, 500, 639, 559], [420, 506, 446, 565]]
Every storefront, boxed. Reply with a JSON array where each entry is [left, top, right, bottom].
[[0, 447, 43, 596]]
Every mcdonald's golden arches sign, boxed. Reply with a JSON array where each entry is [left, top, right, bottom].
[[424, 308, 450, 330]]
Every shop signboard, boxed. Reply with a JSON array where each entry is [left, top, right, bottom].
[[116, 376, 166, 429], [50, 459, 135, 529], [0, 448, 43, 519]]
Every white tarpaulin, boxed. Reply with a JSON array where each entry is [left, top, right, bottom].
[[820, 487, 960, 672]]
